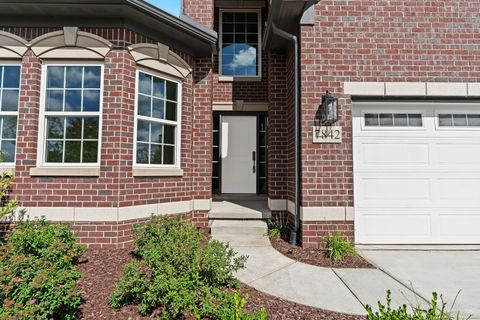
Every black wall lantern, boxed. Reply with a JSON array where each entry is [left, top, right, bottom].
[[320, 91, 339, 125]]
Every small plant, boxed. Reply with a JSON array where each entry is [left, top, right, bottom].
[[110, 215, 267, 319], [324, 232, 358, 262], [0, 168, 18, 219], [267, 215, 288, 239], [211, 291, 268, 320], [366, 290, 465, 320], [0, 219, 85, 320]]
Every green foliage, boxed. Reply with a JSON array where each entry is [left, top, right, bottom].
[[267, 215, 288, 239], [324, 232, 358, 262], [366, 290, 464, 320], [110, 215, 267, 319], [211, 291, 268, 320], [0, 219, 85, 320], [0, 170, 18, 219]]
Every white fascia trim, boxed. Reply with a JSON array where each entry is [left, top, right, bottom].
[[300, 206, 355, 222], [268, 198, 287, 211], [6, 199, 211, 223], [344, 82, 480, 97]]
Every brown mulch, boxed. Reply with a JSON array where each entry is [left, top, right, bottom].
[[270, 237, 374, 269], [77, 246, 366, 320]]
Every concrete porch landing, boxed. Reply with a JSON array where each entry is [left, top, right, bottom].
[[209, 200, 271, 219]]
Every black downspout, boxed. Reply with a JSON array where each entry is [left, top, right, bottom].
[[271, 22, 301, 246]]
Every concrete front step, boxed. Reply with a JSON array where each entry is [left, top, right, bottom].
[[209, 200, 271, 219], [213, 234, 271, 247], [211, 220, 267, 236]]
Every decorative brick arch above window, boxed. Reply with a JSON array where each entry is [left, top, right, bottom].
[[29, 27, 113, 59], [0, 31, 28, 59], [128, 43, 192, 79]]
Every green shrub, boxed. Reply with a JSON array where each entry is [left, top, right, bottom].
[[324, 232, 358, 262], [366, 290, 463, 320], [266, 215, 288, 239], [210, 291, 268, 320], [0, 170, 18, 219], [110, 215, 267, 319], [0, 219, 85, 320]]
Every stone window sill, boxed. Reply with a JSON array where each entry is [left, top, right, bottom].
[[30, 167, 100, 177], [218, 76, 262, 82], [133, 167, 184, 177]]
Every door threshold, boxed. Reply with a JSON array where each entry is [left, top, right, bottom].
[[213, 194, 267, 202]]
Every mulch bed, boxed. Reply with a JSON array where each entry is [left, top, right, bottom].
[[270, 237, 374, 269], [76, 246, 366, 320]]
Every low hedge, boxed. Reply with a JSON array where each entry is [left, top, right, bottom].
[[0, 219, 85, 320]]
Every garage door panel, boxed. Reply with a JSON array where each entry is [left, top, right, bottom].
[[436, 143, 480, 167], [357, 211, 432, 237], [361, 178, 430, 201], [353, 102, 480, 244], [361, 143, 429, 166], [438, 213, 480, 236], [437, 179, 480, 201]]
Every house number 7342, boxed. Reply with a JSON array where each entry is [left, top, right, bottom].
[[312, 126, 342, 144]]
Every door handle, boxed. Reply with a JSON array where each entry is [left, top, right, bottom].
[[252, 151, 256, 173]]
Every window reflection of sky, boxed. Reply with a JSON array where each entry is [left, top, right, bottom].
[[222, 44, 257, 76], [221, 11, 259, 77]]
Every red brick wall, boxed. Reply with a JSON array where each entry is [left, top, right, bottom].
[[300, 0, 480, 209], [267, 52, 288, 200], [300, 220, 354, 249], [297, 0, 480, 247], [0, 27, 204, 218]]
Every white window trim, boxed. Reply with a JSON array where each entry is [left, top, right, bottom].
[[0, 61, 21, 168], [219, 8, 262, 80], [360, 110, 427, 131], [435, 111, 480, 131], [36, 61, 104, 168], [133, 68, 182, 171]]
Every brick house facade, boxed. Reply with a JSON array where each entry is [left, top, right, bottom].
[[1, 0, 480, 248]]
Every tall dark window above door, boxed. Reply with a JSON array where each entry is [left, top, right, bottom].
[[220, 10, 261, 78]]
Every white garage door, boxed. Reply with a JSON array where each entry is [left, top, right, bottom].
[[353, 102, 480, 244]]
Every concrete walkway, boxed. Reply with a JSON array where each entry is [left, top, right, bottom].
[[211, 220, 426, 316]]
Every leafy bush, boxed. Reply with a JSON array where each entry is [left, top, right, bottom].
[[0, 170, 18, 219], [110, 215, 267, 319], [0, 219, 85, 320], [324, 232, 358, 262], [211, 291, 268, 320], [266, 215, 289, 239], [366, 290, 463, 320]]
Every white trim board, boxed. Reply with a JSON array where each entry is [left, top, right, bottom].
[[344, 82, 480, 97], [3, 199, 212, 223], [285, 200, 354, 222]]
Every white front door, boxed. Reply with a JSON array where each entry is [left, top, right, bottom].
[[221, 116, 257, 194], [353, 102, 480, 244]]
